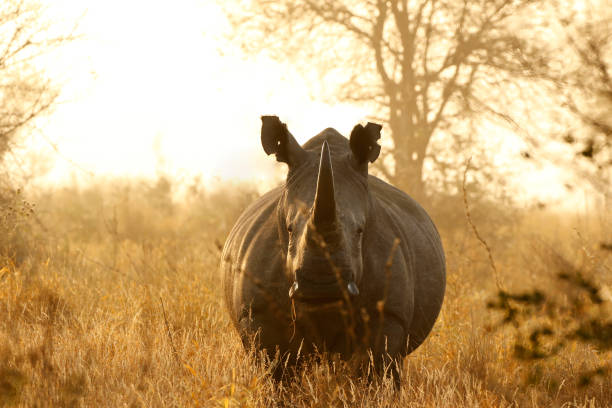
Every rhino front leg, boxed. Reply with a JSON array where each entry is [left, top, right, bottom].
[[369, 315, 406, 389], [237, 310, 296, 381]]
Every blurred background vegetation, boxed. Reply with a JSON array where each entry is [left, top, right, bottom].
[[226, 0, 611, 201], [0, 0, 611, 406]]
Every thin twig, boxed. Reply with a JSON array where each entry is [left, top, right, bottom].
[[160, 295, 182, 368], [462, 157, 504, 291]]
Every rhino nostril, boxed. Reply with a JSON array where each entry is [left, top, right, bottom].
[[347, 281, 359, 296]]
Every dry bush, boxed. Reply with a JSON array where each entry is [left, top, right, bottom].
[[0, 187, 42, 266], [0, 177, 610, 407], [486, 243, 612, 396]]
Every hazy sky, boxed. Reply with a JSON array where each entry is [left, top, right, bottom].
[[17, 0, 594, 207], [27, 0, 367, 189]]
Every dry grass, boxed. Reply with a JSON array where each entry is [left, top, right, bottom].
[[0, 179, 610, 407]]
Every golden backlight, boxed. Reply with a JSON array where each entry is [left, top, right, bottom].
[[34, 0, 367, 190], [20, 0, 596, 207], [1, 2, 610, 405]]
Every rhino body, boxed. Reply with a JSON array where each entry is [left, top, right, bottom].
[[220, 117, 445, 383]]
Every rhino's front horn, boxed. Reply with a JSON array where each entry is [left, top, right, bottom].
[[313, 140, 336, 226]]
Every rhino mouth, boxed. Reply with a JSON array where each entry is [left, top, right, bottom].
[[289, 280, 359, 304], [295, 296, 343, 305]]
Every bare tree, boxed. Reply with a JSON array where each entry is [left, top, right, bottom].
[[0, 0, 76, 167], [225, 0, 546, 199]]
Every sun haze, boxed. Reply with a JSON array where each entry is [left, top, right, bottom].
[[1, 1, 611, 406], [10, 0, 601, 210], [26, 0, 367, 190]]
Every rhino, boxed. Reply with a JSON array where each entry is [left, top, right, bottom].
[[220, 116, 445, 385]]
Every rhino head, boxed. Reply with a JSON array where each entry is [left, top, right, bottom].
[[260, 116, 382, 304]]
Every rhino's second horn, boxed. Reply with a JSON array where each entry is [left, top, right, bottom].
[[289, 281, 299, 298]]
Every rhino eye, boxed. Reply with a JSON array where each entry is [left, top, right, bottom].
[[287, 225, 293, 233], [356, 227, 364, 235]]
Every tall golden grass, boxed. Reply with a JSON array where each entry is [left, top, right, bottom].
[[0, 179, 610, 407]]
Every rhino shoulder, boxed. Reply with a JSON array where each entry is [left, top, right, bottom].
[[366, 176, 446, 352], [222, 185, 283, 258], [221, 186, 284, 319]]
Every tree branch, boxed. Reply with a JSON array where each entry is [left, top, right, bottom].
[[372, 0, 394, 92]]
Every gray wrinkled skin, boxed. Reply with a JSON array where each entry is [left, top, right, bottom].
[[220, 121, 445, 385]]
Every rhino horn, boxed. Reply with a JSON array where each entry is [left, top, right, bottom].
[[313, 140, 336, 226]]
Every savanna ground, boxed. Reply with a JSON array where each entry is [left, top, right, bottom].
[[0, 178, 610, 407]]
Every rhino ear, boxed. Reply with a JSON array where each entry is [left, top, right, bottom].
[[261, 116, 307, 166], [350, 122, 382, 165]]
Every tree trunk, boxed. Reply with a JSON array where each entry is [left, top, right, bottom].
[[387, 108, 428, 203], [393, 147, 425, 200]]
